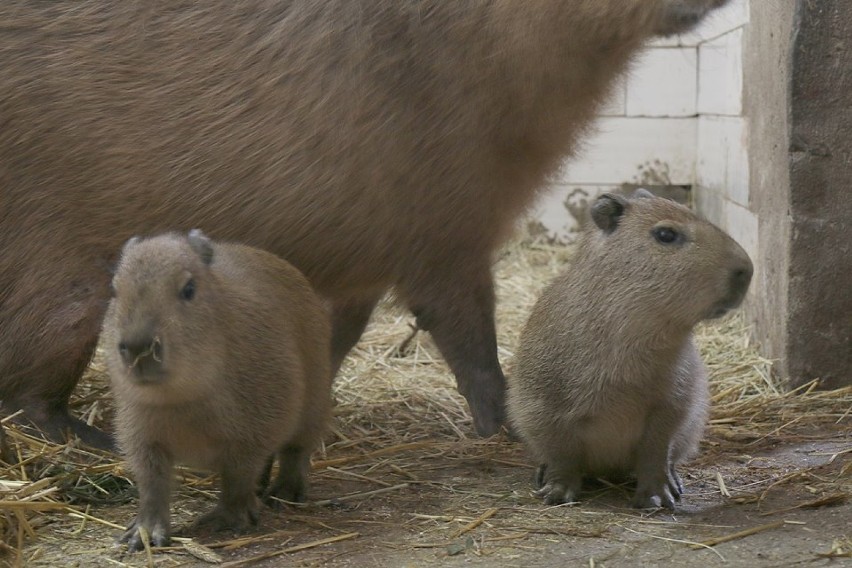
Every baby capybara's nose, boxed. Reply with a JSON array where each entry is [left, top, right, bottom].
[[118, 337, 162, 368], [730, 261, 753, 298]]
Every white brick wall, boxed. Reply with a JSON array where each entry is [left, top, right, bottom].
[[696, 116, 749, 207], [533, 0, 752, 243], [558, 118, 697, 185], [692, 1, 756, 264], [626, 49, 698, 117], [698, 28, 744, 115]]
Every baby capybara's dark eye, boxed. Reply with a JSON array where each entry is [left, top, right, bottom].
[[180, 279, 196, 301], [652, 227, 680, 245]]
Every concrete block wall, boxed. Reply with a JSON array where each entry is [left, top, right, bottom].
[[693, 2, 755, 264], [532, 0, 752, 245]]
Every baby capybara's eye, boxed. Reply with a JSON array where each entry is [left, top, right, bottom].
[[180, 279, 196, 301], [652, 227, 680, 245]]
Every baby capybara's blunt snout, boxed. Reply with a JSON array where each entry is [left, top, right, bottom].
[[715, 249, 754, 317], [117, 332, 164, 378], [730, 261, 753, 300]]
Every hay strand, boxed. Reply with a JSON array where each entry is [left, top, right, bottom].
[[219, 533, 358, 567], [452, 507, 498, 538], [691, 520, 786, 548], [758, 492, 849, 516]]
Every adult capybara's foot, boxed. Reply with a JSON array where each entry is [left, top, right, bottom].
[[45, 412, 116, 452], [465, 380, 507, 438], [4, 400, 116, 452]]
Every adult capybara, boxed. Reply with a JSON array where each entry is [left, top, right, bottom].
[[105, 230, 331, 550], [0, 0, 731, 445], [507, 190, 753, 509]]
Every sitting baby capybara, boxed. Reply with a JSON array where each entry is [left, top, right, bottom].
[[103, 230, 331, 550], [508, 190, 753, 509]]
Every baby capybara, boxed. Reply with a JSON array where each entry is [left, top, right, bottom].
[[104, 230, 331, 550], [508, 190, 753, 509], [0, 0, 731, 444]]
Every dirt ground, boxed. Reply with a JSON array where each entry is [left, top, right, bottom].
[[7, 428, 850, 567], [11, 435, 850, 568], [2, 238, 850, 568]]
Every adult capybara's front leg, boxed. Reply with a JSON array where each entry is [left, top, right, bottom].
[[404, 266, 506, 437], [329, 294, 382, 376]]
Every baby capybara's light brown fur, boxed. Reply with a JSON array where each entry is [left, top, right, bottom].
[[104, 230, 331, 551], [0, 0, 731, 444], [508, 190, 753, 509]]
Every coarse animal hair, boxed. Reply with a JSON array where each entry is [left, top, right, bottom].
[[104, 230, 331, 550], [507, 190, 753, 509], [0, 0, 732, 446]]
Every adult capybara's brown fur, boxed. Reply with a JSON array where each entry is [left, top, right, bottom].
[[0, 0, 731, 444], [104, 230, 331, 551], [507, 190, 753, 509]]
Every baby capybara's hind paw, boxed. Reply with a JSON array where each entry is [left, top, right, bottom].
[[119, 516, 170, 552], [263, 479, 307, 508], [533, 464, 582, 505], [191, 503, 259, 535], [534, 481, 578, 505], [631, 482, 677, 510]]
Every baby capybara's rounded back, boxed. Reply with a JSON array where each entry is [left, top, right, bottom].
[[104, 230, 332, 549], [508, 190, 753, 508], [0, 0, 733, 442]]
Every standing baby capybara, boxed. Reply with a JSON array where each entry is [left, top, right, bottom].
[[0, 0, 731, 444], [508, 190, 753, 509], [104, 230, 331, 550]]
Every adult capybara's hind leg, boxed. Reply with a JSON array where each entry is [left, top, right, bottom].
[[0, 330, 113, 450], [0, 270, 114, 450], [404, 266, 506, 437]]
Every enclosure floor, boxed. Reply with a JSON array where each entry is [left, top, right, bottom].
[[2, 237, 849, 567]]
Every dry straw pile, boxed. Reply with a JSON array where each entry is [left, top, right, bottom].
[[1, 236, 849, 566]]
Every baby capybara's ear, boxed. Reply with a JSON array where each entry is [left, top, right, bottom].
[[121, 235, 142, 259], [188, 229, 214, 265], [590, 193, 629, 234]]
